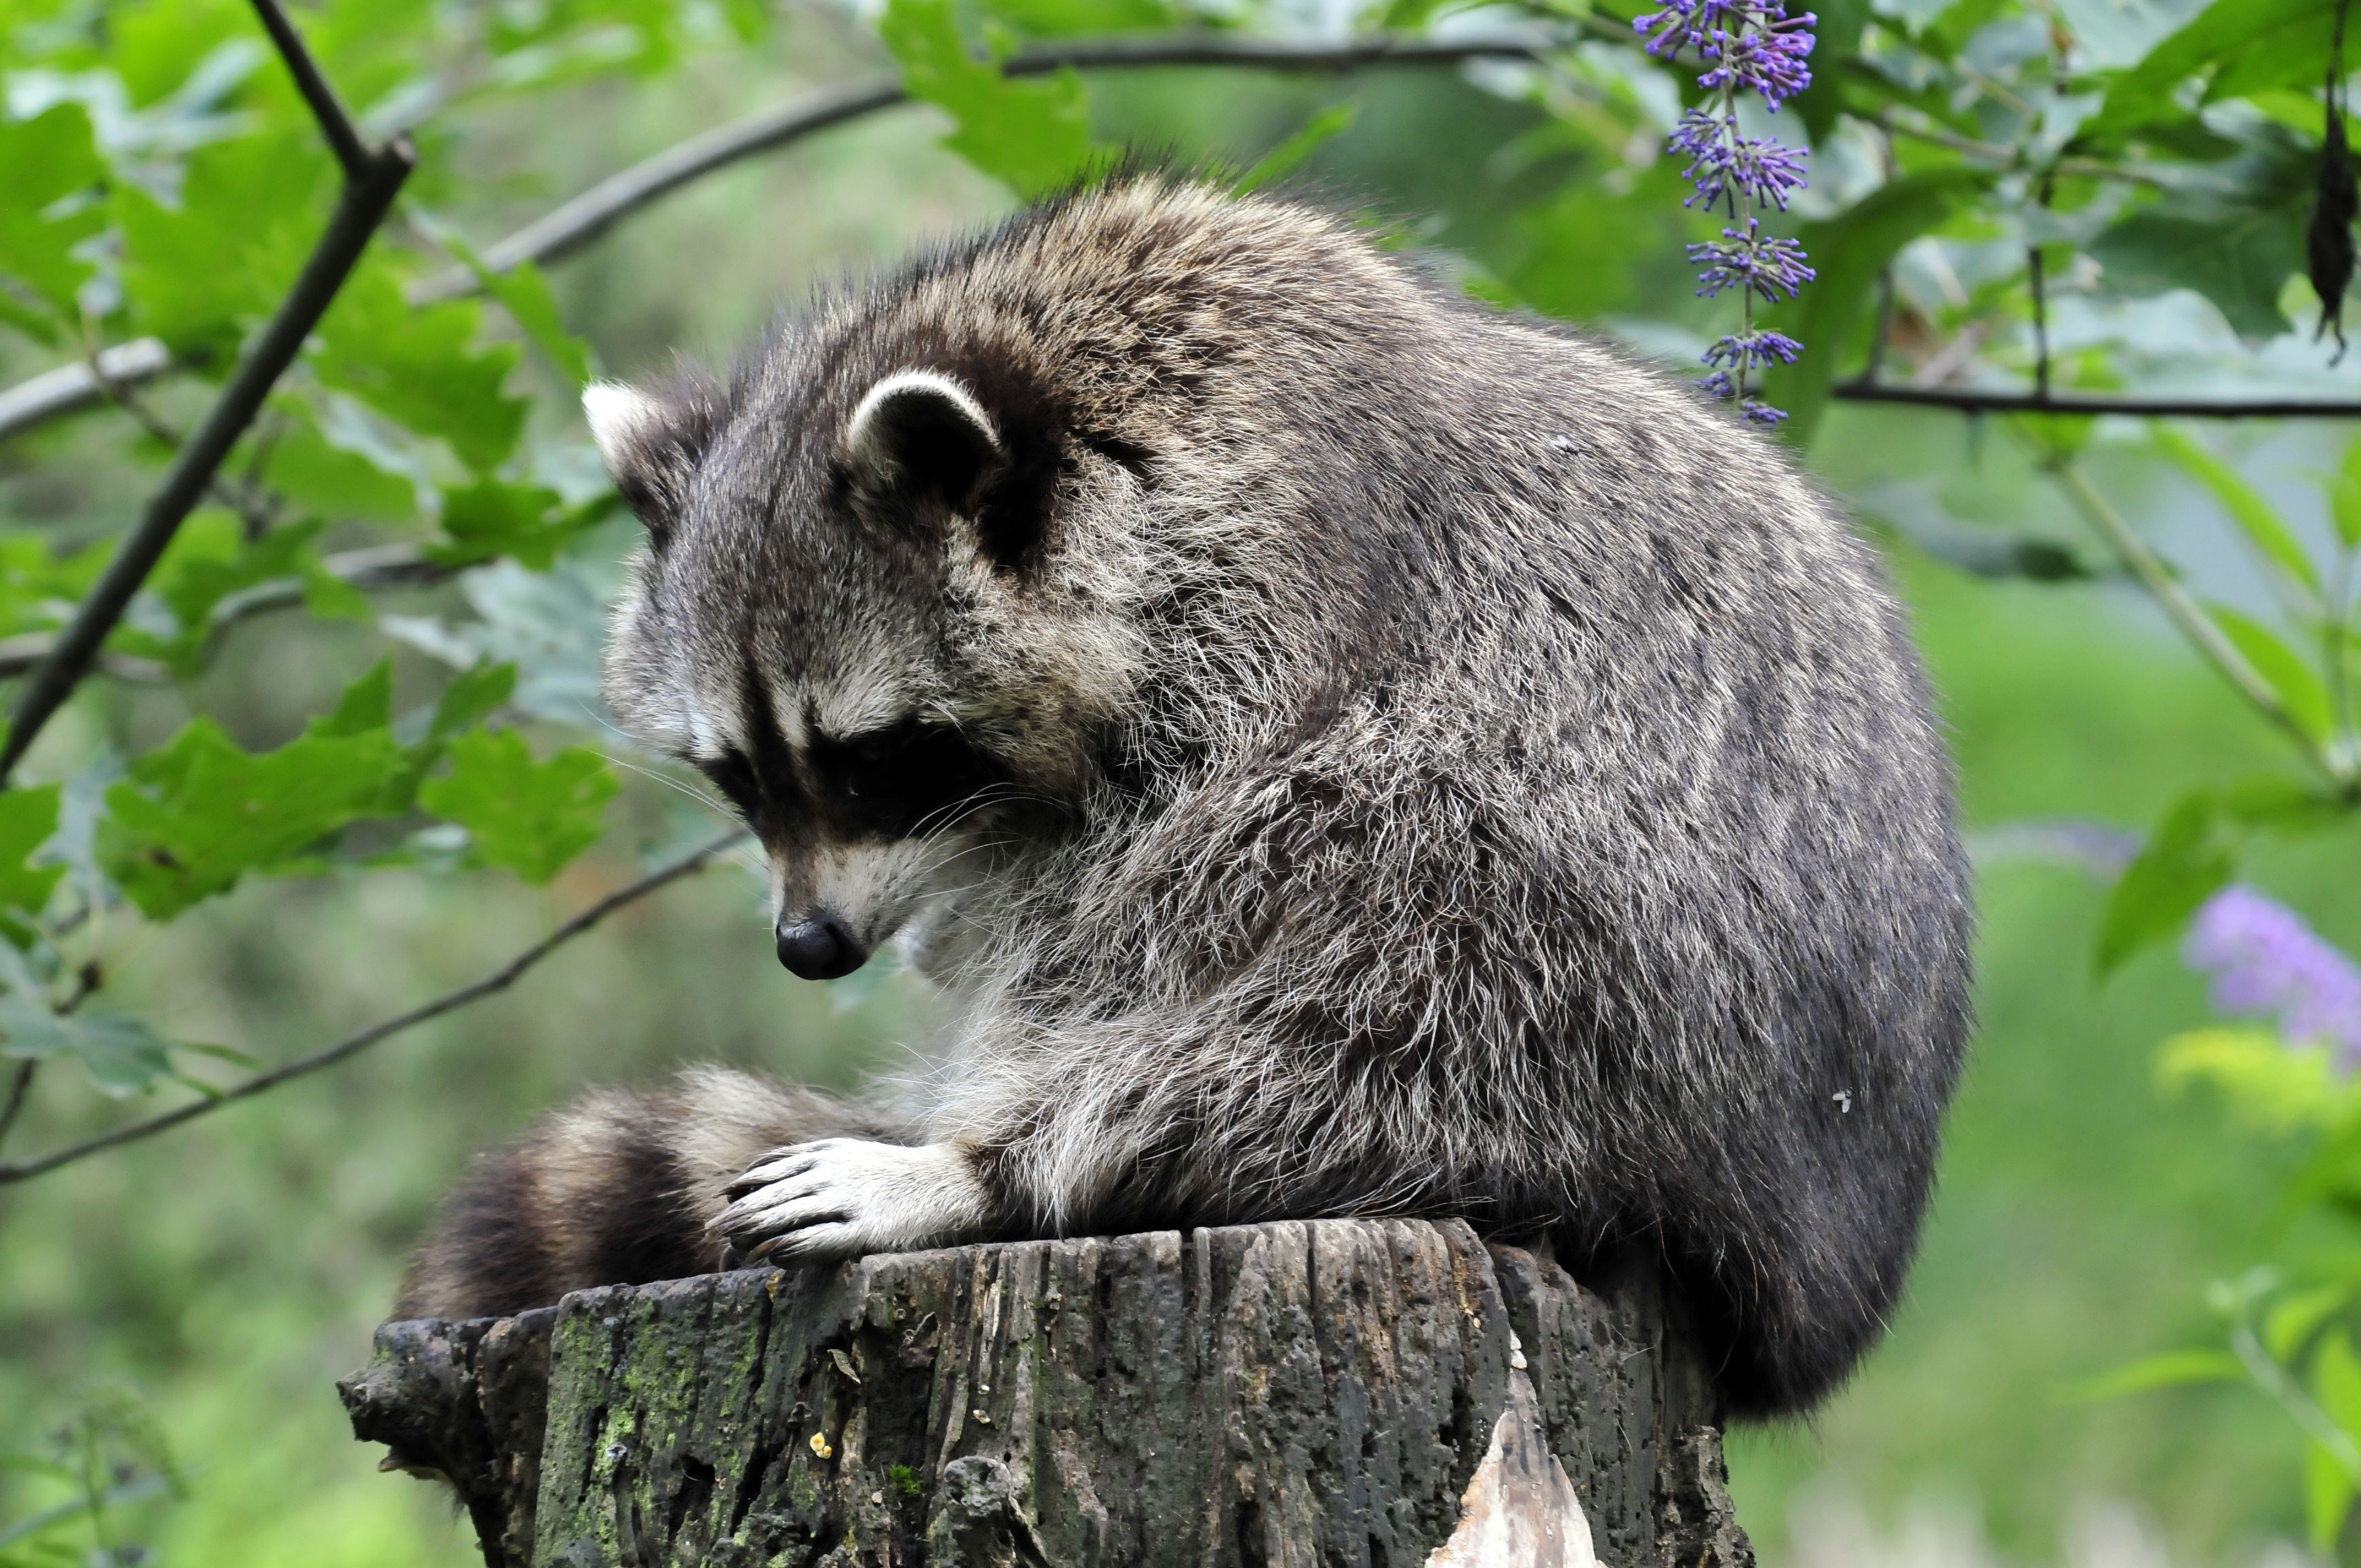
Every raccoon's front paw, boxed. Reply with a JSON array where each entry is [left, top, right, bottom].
[[710, 1138, 988, 1264]]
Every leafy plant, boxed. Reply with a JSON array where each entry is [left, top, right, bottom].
[[0, 1386, 182, 1568], [3, 0, 2361, 1552], [2098, 885, 2361, 1549]]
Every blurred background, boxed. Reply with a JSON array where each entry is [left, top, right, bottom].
[[4, 0, 2360, 1563]]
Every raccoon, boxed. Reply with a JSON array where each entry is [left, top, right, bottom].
[[398, 177, 1973, 1418]]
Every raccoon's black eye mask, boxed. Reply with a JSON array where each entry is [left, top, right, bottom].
[[693, 719, 1005, 843]]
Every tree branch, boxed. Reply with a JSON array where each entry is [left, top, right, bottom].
[[2, 31, 1597, 431], [0, 831, 748, 1185], [2050, 459, 2354, 791], [14, 25, 2361, 444], [1831, 381, 2361, 419], [0, 1059, 34, 1150], [0, 543, 450, 684], [0, 4, 416, 784], [0, 339, 171, 445], [411, 30, 1592, 301], [248, 0, 373, 176]]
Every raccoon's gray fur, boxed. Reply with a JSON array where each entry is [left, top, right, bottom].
[[399, 178, 1973, 1417]]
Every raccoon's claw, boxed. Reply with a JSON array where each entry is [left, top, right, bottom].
[[709, 1137, 988, 1263]]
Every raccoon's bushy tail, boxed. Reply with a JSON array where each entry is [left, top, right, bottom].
[[394, 1068, 902, 1322]]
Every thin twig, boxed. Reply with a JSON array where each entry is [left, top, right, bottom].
[[3, 32, 1596, 430], [0, 6, 416, 783], [247, 0, 371, 176], [0, 544, 450, 683], [1833, 382, 2361, 418], [0, 1059, 34, 1149], [0, 339, 171, 445], [2, 23, 2353, 441], [85, 363, 279, 538], [2050, 459, 2353, 791], [411, 30, 1590, 300], [0, 832, 748, 1185], [2027, 249, 2050, 401]]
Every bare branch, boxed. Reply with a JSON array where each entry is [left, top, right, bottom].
[[0, 7, 417, 783], [0, 636, 168, 683], [0, 339, 171, 444], [1831, 381, 2361, 419], [0, 832, 749, 1185], [0, 1059, 34, 1150], [402, 31, 1606, 300], [13, 23, 2361, 450], [0, 543, 449, 684], [247, 0, 373, 177]]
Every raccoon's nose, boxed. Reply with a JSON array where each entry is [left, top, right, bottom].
[[775, 910, 865, 981]]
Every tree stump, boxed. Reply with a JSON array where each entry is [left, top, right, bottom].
[[341, 1218, 1752, 1567]]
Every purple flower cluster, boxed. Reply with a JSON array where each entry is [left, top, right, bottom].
[[2183, 885, 2361, 1068], [1637, 0, 1818, 425]]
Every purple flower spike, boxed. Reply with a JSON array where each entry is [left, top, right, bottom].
[[1688, 222, 1817, 301], [1672, 112, 1810, 211], [1696, 18, 1817, 110], [1705, 330, 1804, 372], [2184, 885, 2361, 1068], [1640, 0, 1816, 420]]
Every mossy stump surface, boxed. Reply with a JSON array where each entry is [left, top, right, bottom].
[[341, 1217, 1752, 1567]]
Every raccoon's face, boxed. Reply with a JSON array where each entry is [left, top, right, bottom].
[[586, 351, 1146, 982]]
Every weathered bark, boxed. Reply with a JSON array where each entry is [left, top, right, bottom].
[[341, 1218, 1751, 1567]]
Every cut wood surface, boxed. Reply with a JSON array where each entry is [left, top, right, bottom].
[[341, 1218, 1752, 1567]]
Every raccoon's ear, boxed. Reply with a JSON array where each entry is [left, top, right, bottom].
[[584, 376, 724, 542], [844, 371, 1004, 519]]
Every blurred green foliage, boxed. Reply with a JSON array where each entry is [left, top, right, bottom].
[[2, 0, 2360, 1562]]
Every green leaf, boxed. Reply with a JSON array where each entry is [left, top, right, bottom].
[[2209, 605, 2335, 741], [1236, 103, 1357, 194], [316, 658, 395, 738], [301, 563, 373, 622], [429, 220, 595, 388], [259, 417, 421, 522], [0, 786, 64, 924], [0, 997, 183, 1098], [1791, 0, 1871, 140], [418, 729, 616, 885], [1913, 0, 2013, 62], [2089, 0, 2338, 141], [879, 0, 1099, 197], [117, 130, 333, 361], [428, 661, 518, 741], [1758, 168, 1991, 445], [2087, 151, 2310, 341], [2161, 1027, 2352, 1133], [2218, 772, 2349, 831], [121, 511, 329, 670], [1479, 155, 1694, 325], [2308, 1438, 2358, 1551], [97, 669, 414, 919], [2333, 429, 2361, 549], [2317, 1329, 2361, 1433], [2153, 426, 2320, 595], [0, 103, 106, 343], [2094, 792, 2235, 978], [717, 0, 773, 43], [313, 268, 528, 474], [2066, 1348, 2244, 1401], [0, 533, 108, 642], [480, 258, 593, 388], [2267, 1285, 2357, 1363], [983, 0, 1176, 35], [2312, 1332, 2361, 1545], [428, 480, 609, 570]]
